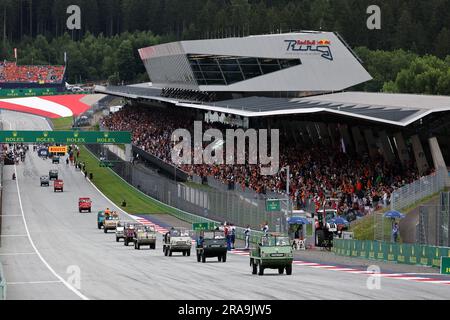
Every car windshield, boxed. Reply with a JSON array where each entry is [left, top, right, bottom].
[[203, 231, 225, 239], [171, 228, 189, 237], [326, 211, 336, 221], [261, 236, 290, 246]]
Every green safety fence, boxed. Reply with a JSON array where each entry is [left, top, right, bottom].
[[334, 239, 450, 268], [0, 263, 6, 300]]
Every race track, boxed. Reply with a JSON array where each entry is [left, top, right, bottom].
[[1, 110, 450, 300]]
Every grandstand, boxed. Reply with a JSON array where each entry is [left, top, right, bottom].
[[0, 61, 66, 94], [95, 32, 450, 218]]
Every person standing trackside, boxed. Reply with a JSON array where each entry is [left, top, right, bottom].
[[261, 222, 269, 236], [230, 223, 236, 249], [392, 222, 399, 243], [224, 224, 232, 251], [244, 225, 251, 250]]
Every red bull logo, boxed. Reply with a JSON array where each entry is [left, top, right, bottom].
[[285, 39, 333, 61]]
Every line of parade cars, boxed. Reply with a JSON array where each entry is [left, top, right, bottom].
[[35, 146, 295, 276], [94, 210, 295, 275], [39, 154, 64, 192]]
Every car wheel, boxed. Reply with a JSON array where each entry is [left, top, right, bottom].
[[286, 264, 292, 275], [151, 243, 156, 250], [79, 209, 82, 213], [278, 267, 284, 274], [201, 253, 206, 263], [258, 265, 264, 276], [104, 228, 107, 234], [88, 208, 91, 213], [169, 250, 172, 256], [222, 254, 227, 263], [116, 237, 119, 242], [187, 250, 191, 257], [183, 251, 187, 257], [252, 261, 257, 275], [218, 255, 222, 262]]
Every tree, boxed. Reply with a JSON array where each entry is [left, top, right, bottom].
[[435, 27, 450, 59], [115, 39, 136, 82]]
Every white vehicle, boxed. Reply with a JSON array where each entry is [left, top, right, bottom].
[[163, 227, 193, 257], [115, 221, 129, 242]]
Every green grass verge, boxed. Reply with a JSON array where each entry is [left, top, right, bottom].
[[77, 145, 168, 214], [51, 117, 73, 130], [350, 214, 393, 241], [351, 191, 444, 241]]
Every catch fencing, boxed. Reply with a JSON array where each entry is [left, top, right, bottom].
[[390, 167, 450, 211], [416, 192, 450, 247], [333, 239, 450, 268], [86, 144, 277, 241]]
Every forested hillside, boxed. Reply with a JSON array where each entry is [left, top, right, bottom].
[[0, 0, 448, 93]]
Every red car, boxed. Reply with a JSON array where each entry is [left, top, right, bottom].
[[54, 180, 64, 192], [78, 197, 92, 213]]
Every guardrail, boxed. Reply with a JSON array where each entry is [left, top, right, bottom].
[[333, 239, 450, 268], [0, 262, 6, 300]]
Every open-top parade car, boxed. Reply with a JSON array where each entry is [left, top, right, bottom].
[[163, 227, 192, 256], [249, 233, 293, 276], [79, 197, 92, 213], [194, 223, 227, 263]]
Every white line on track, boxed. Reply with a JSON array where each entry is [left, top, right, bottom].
[[0, 235, 28, 237], [14, 164, 89, 300], [4, 118, 89, 300], [0, 252, 37, 256], [7, 281, 62, 285]]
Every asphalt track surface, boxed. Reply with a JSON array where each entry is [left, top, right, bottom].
[[1, 110, 450, 300]]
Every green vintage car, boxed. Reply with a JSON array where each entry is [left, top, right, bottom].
[[249, 233, 293, 276], [196, 230, 227, 263]]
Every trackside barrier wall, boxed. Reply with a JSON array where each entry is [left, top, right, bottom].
[[333, 239, 450, 268]]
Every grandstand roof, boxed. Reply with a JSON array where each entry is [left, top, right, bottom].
[[95, 85, 450, 127]]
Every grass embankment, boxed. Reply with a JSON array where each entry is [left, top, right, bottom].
[[77, 145, 168, 214], [351, 191, 446, 241], [51, 117, 73, 130]]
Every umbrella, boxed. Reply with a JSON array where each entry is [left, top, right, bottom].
[[328, 217, 349, 225], [383, 210, 405, 219], [288, 216, 310, 225]]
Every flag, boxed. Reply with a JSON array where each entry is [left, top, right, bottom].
[[341, 138, 346, 154], [64, 51, 67, 64], [14, 48, 17, 60]]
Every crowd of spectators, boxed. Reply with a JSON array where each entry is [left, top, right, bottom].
[[0, 61, 65, 84], [102, 105, 429, 217]]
